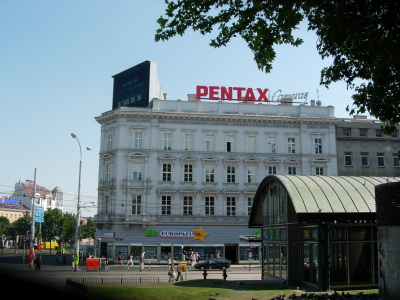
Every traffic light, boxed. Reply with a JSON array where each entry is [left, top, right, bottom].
[[97, 238, 101, 248]]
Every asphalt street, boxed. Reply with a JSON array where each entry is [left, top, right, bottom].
[[0, 255, 284, 299]]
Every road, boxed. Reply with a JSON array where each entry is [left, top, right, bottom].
[[0, 255, 284, 299]]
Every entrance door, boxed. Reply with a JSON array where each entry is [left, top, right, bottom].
[[225, 244, 238, 264]]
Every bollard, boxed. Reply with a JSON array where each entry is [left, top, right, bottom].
[[223, 269, 228, 280], [203, 269, 208, 280]]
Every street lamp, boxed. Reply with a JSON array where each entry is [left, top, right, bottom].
[[71, 133, 91, 269]]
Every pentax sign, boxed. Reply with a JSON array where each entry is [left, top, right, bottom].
[[196, 85, 269, 102]]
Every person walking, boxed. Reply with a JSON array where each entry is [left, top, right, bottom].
[[168, 260, 176, 282], [117, 251, 124, 265], [139, 252, 145, 271], [127, 253, 134, 271], [73, 253, 80, 271], [35, 254, 42, 271]]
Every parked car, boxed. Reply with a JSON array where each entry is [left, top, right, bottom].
[[194, 258, 230, 270]]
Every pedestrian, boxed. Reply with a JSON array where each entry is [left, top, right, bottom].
[[168, 261, 176, 282], [117, 251, 124, 265], [176, 263, 182, 281], [127, 253, 134, 270], [140, 252, 145, 271], [167, 256, 172, 270], [73, 253, 80, 271], [35, 254, 42, 271]]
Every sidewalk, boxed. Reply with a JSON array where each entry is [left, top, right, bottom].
[[0, 260, 284, 299]]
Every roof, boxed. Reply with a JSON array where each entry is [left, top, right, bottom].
[[249, 175, 400, 227]]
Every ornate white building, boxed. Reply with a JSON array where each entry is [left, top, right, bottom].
[[94, 78, 338, 263]]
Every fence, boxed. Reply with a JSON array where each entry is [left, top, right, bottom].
[[67, 277, 160, 285]]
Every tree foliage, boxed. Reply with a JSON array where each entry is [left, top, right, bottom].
[[155, 0, 400, 133]]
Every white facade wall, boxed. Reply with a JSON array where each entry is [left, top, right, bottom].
[[95, 99, 338, 227]]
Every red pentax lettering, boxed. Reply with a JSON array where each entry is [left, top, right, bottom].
[[196, 86, 269, 102]]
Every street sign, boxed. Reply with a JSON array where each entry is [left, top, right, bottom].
[[35, 211, 44, 217], [35, 217, 44, 222], [35, 205, 44, 211]]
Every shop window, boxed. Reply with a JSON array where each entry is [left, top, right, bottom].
[[144, 246, 157, 260], [115, 245, 129, 260], [331, 227, 347, 241], [161, 246, 172, 261], [130, 246, 142, 260], [349, 243, 372, 285], [349, 226, 371, 241], [330, 243, 348, 285]]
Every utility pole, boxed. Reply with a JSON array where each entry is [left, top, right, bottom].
[[29, 168, 37, 268]]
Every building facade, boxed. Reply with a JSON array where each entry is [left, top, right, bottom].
[[336, 116, 400, 176], [9, 180, 64, 212], [94, 94, 338, 263]]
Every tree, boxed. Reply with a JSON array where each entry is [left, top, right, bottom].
[[80, 218, 96, 241], [9, 212, 32, 237], [155, 1, 400, 134], [0, 216, 10, 237], [41, 208, 64, 242]]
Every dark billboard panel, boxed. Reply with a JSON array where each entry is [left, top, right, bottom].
[[112, 61, 151, 109]]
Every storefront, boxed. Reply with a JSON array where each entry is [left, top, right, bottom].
[[96, 225, 261, 265], [249, 175, 399, 291]]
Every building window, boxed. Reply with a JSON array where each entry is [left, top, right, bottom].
[[226, 135, 235, 152], [247, 197, 254, 216], [161, 195, 171, 215], [288, 137, 295, 154], [163, 132, 172, 150], [377, 153, 385, 167], [162, 163, 172, 181], [134, 132, 143, 149], [359, 128, 367, 137], [226, 166, 236, 183], [131, 195, 141, 215], [132, 162, 143, 180], [391, 130, 399, 138], [205, 196, 215, 216], [393, 153, 400, 167], [343, 128, 351, 136], [246, 136, 256, 153], [375, 129, 383, 137], [184, 133, 193, 151], [227, 197, 236, 216], [205, 165, 215, 183], [183, 196, 193, 215], [107, 133, 113, 150], [314, 138, 322, 154], [268, 166, 277, 174], [288, 166, 297, 175], [105, 163, 112, 181], [247, 166, 256, 183], [105, 195, 109, 214], [361, 152, 369, 167], [267, 137, 276, 153], [316, 167, 324, 175], [184, 164, 193, 182], [344, 152, 353, 166], [205, 134, 215, 151]]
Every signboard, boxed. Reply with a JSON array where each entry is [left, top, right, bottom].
[[35, 205, 44, 211], [35, 217, 44, 222], [112, 61, 151, 109], [94, 232, 115, 238], [35, 211, 44, 217]]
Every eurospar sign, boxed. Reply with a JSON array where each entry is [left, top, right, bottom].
[[195, 85, 308, 102]]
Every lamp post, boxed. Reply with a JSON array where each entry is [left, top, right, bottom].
[[71, 133, 91, 270]]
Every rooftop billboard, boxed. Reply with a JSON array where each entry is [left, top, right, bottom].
[[112, 61, 151, 109]]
